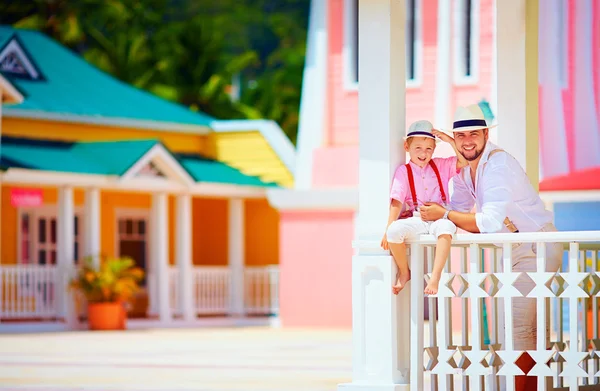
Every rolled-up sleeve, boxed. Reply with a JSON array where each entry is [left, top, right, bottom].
[[475, 162, 512, 233], [390, 165, 408, 203], [449, 174, 475, 212]]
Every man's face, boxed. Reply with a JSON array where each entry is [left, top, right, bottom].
[[453, 129, 488, 161]]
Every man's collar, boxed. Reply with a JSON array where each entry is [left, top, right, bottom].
[[479, 141, 499, 165]]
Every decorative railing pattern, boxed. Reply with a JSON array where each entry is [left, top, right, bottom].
[[0, 265, 57, 319], [349, 231, 600, 391]]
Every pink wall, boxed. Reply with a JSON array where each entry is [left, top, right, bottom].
[[311, 0, 495, 189], [278, 210, 354, 328]]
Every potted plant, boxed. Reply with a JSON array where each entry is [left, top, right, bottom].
[[70, 256, 144, 330]]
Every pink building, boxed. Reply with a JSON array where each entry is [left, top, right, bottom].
[[268, 0, 600, 328]]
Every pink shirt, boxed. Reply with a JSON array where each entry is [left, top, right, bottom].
[[390, 156, 459, 212]]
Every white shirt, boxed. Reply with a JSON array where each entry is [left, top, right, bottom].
[[449, 141, 554, 233]]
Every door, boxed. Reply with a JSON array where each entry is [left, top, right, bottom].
[[117, 217, 148, 284]]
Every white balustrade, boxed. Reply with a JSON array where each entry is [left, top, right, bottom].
[[349, 230, 600, 391], [0, 265, 58, 319]]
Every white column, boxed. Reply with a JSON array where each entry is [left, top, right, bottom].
[[228, 198, 245, 316], [151, 193, 171, 323], [84, 188, 100, 268], [176, 194, 195, 322], [496, 0, 539, 188], [57, 186, 76, 327], [294, 0, 328, 189], [434, 0, 452, 137], [339, 0, 409, 390]]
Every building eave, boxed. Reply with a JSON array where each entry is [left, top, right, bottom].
[[2, 108, 212, 134]]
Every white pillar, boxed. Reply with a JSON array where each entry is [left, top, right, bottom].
[[434, 0, 452, 139], [151, 193, 171, 323], [57, 186, 76, 327], [294, 0, 328, 189], [176, 194, 195, 322], [228, 198, 245, 316], [496, 0, 539, 188], [84, 188, 100, 268], [339, 1, 409, 390]]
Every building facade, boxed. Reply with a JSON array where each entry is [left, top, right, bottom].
[[268, 0, 600, 328], [0, 26, 293, 327]]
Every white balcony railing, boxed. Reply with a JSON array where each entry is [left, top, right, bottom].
[[2, 265, 279, 322], [347, 230, 600, 391], [0, 265, 58, 319]]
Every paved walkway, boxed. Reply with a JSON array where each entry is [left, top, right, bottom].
[[0, 327, 352, 391]]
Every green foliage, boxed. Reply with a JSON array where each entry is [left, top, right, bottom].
[[0, 0, 309, 144], [70, 256, 144, 303]]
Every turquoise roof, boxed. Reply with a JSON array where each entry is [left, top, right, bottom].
[[0, 137, 277, 187], [0, 26, 214, 127]]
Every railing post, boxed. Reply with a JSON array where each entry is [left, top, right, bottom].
[[410, 244, 424, 391]]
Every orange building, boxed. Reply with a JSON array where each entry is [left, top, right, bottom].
[[0, 26, 293, 328]]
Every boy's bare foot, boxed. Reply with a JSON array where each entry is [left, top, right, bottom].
[[392, 270, 411, 295], [424, 275, 440, 295]]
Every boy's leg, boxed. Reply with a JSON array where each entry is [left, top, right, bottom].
[[387, 217, 427, 294], [425, 219, 457, 294]]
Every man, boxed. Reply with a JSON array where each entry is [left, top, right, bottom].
[[419, 104, 562, 391]]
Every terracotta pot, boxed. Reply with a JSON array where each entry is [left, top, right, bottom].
[[587, 308, 597, 341], [87, 302, 126, 331]]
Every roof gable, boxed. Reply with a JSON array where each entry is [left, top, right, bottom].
[[0, 26, 214, 128], [0, 136, 277, 188], [0, 35, 42, 80]]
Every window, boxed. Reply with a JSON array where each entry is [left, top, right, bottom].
[[406, 0, 422, 86], [18, 209, 81, 265], [454, 0, 479, 83], [344, 0, 359, 88]]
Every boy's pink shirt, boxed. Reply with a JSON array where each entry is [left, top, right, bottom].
[[390, 156, 459, 211]]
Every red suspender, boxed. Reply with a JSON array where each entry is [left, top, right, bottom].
[[405, 163, 418, 208], [405, 160, 447, 207], [428, 160, 447, 204]]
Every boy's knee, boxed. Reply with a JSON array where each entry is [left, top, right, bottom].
[[386, 224, 406, 243]]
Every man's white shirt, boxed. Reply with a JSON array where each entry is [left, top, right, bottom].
[[449, 141, 554, 233]]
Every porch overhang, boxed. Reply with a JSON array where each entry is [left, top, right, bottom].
[[0, 168, 268, 199], [0, 74, 23, 104]]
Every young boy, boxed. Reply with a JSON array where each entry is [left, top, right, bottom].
[[380, 120, 467, 295]]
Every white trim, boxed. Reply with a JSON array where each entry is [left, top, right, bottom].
[[1, 169, 267, 198], [2, 108, 212, 134], [434, 0, 452, 128], [114, 208, 151, 273], [267, 187, 358, 211], [343, 0, 359, 90], [453, 0, 480, 85], [405, 0, 424, 89], [295, 0, 328, 189], [210, 119, 296, 175], [540, 190, 600, 204], [120, 144, 195, 186], [0, 38, 40, 80], [0, 74, 24, 104], [17, 205, 83, 265], [557, 0, 569, 89]]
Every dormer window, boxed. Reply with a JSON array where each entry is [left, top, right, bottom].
[[0, 36, 42, 80]]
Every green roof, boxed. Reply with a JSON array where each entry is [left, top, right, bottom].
[[0, 26, 214, 127], [1, 137, 277, 187], [178, 155, 277, 187]]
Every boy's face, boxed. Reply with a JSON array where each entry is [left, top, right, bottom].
[[404, 137, 435, 168]]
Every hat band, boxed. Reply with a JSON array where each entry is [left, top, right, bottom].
[[453, 119, 487, 129], [406, 131, 435, 138]]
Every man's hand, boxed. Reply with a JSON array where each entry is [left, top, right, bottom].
[[432, 129, 454, 144], [420, 202, 447, 221], [381, 233, 389, 250]]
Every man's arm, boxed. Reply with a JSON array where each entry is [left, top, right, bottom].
[[447, 210, 480, 233], [473, 161, 512, 233]]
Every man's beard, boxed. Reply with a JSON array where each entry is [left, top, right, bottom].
[[462, 146, 484, 161]]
